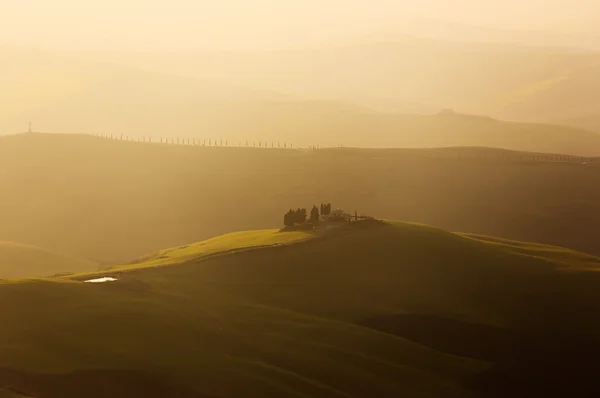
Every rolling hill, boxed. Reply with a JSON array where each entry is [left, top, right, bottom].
[[112, 38, 600, 132], [3, 45, 600, 152], [0, 133, 598, 265], [0, 45, 285, 137], [0, 241, 97, 278], [559, 113, 600, 133], [2, 221, 600, 397], [397, 18, 600, 51]]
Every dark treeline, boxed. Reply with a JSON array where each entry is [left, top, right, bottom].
[[320, 203, 332, 216], [311, 205, 319, 224], [284, 203, 332, 227], [284, 208, 307, 227], [92, 134, 596, 162], [92, 133, 294, 149]]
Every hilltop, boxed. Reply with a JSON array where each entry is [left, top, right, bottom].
[[0, 133, 597, 265], [0, 241, 97, 278], [2, 221, 600, 397]]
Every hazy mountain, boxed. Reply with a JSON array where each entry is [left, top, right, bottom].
[[3, 46, 600, 153], [0, 46, 286, 135], [102, 39, 600, 131], [559, 113, 600, 133], [399, 18, 600, 51]]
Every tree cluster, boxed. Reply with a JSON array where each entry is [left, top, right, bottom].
[[284, 203, 333, 227], [320, 203, 332, 216], [284, 208, 307, 227]]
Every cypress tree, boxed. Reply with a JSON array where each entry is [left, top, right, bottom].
[[296, 208, 307, 224], [284, 210, 295, 227], [311, 205, 320, 224]]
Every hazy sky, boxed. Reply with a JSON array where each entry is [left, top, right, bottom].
[[1, 0, 598, 51]]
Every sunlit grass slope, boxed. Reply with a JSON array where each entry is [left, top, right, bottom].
[[123, 229, 313, 270], [2, 221, 600, 396], [0, 241, 97, 278]]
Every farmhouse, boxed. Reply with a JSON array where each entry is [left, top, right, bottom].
[[326, 209, 350, 222]]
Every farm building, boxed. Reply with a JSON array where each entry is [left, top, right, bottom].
[[326, 209, 350, 222]]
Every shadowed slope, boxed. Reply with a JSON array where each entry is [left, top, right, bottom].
[[2, 222, 600, 396], [0, 226, 486, 397], [130, 221, 600, 328], [0, 389, 31, 398]]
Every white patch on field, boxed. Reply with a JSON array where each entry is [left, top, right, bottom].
[[84, 277, 117, 283]]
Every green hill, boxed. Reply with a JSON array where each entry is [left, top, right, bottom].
[[2, 221, 600, 397], [104, 221, 600, 327], [0, 133, 598, 265], [0, 241, 97, 278]]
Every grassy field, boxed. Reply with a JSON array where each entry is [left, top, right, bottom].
[[121, 229, 314, 270], [0, 241, 97, 278], [2, 221, 600, 397], [0, 133, 598, 270]]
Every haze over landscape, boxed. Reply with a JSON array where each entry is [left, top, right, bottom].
[[1, 1, 600, 397], [3, 0, 600, 139]]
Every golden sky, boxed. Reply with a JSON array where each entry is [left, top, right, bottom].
[[1, 0, 597, 51]]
